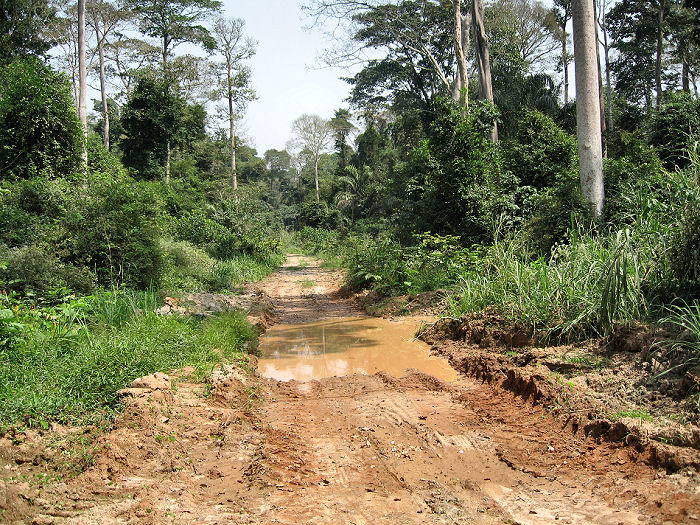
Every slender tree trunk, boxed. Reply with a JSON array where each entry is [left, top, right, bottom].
[[314, 154, 320, 202], [78, 0, 88, 171], [572, 0, 605, 218], [682, 61, 690, 92], [562, 32, 569, 104], [593, 1, 606, 158], [472, 0, 498, 141], [162, 37, 171, 183], [601, 9, 613, 131], [452, 0, 469, 108], [165, 141, 171, 185], [227, 62, 238, 192], [97, 28, 110, 150], [655, 1, 664, 107]]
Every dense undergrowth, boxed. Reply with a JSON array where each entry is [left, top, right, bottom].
[[0, 136, 285, 430], [293, 160, 700, 345]]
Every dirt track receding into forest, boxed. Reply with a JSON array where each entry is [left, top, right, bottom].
[[4, 255, 700, 524]]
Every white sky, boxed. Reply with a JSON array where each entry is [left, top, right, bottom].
[[221, 1, 356, 154]]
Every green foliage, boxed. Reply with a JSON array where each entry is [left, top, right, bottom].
[[0, 0, 55, 65], [647, 92, 700, 170], [120, 74, 205, 180], [0, 57, 81, 179], [344, 232, 482, 296], [160, 238, 283, 292], [504, 110, 577, 190], [666, 174, 700, 300], [0, 244, 96, 295], [504, 110, 583, 253], [0, 296, 256, 425], [399, 98, 516, 244], [296, 201, 342, 230], [445, 227, 649, 341], [61, 175, 163, 289]]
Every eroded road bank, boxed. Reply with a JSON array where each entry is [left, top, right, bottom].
[[7, 255, 700, 524]]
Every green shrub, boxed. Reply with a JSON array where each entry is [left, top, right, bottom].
[[402, 98, 517, 244], [504, 110, 578, 190], [0, 57, 81, 179], [61, 175, 163, 289], [648, 91, 700, 170], [297, 201, 343, 230], [344, 232, 482, 295]]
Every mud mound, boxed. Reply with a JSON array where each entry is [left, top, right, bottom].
[[360, 289, 447, 316], [420, 311, 535, 348]]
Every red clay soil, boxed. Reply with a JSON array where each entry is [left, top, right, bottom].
[[1, 255, 699, 524]]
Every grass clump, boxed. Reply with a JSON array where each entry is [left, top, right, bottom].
[[160, 238, 284, 293], [0, 290, 257, 428]]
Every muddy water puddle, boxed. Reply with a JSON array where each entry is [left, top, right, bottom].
[[258, 316, 457, 382]]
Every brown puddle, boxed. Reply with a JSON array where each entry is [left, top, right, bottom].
[[257, 316, 457, 382]]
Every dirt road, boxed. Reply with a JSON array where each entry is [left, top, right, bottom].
[[11, 255, 700, 524]]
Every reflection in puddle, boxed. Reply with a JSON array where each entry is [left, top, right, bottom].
[[258, 317, 457, 382]]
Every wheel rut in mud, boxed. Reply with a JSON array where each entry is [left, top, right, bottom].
[[14, 254, 700, 524]]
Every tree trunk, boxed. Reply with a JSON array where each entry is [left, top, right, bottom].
[[593, 1, 606, 158], [97, 27, 110, 150], [682, 61, 690, 92], [655, 1, 664, 108], [78, 0, 88, 171], [314, 154, 320, 202], [162, 39, 171, 182], [165, 140, 171, 185], [562, 33, 569, 105], [472, 0, 498, 141], [452, 0, 469, 108], [227, 62, 238, 192], [601, 9, 613, 131], [572, 0, 604, 218]]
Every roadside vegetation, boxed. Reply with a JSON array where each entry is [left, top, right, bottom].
[[1, 0, 699, 429]]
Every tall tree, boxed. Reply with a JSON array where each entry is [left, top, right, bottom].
[[471, 0, 497, 140], [552, 0, 572, 103], [0, 0, 55, 65], [607, 0, 670, 107], [289, 114, 333, 202], [128, 0, 221, 67], [86, 0, 129, 149], [596, 0, 613, 130], [212, 16, 256, 192], [330, 108, 356, 169], [572, 0, 604, 217], [127, 0, 221, 181], [453, 0, 469, 107], [104, 34, 159, 99], [78, 0, 87, 169]]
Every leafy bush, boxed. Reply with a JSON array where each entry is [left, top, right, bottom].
[[296, 201, 343, 230], [400, 98, 517, 244], [344, 232, 482, 295], [160, 238, 284, 293], [0, 57, 81, 179], [647, 91, 700, 169], [292, 227, 341, 255], [0, 244, 96, 295], [504, 111, 587, 254], [503, 110, 578, 190], [61, 175, 163, 289]]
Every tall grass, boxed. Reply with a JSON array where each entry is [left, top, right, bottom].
[[160, 238, 284, 293], [445, 228, 649, 341]]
